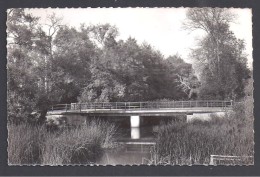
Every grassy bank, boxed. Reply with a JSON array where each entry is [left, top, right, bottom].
[[151, 102, 254, 165], [8, 120, 118, 165]]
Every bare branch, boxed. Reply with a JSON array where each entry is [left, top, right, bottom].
[[176, 74, 191, 94]]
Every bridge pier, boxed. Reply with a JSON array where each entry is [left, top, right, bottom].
[[130, 116, 141, 139], [130, 115, 140, 128]]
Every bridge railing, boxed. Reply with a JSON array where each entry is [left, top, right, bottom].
[[49, 100, 233, 112]]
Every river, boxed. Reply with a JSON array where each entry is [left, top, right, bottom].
[[98, 126, 156, 165], [97, 117, 164, 165]]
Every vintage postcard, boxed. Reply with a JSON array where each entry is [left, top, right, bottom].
[[7, 7, 253, 165]]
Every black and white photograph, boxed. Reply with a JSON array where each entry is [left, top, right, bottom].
[[7, 7, 254, 166]]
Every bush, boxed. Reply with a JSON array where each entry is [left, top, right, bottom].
[[8, 119, 118, 165]]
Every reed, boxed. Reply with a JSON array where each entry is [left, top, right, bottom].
[[8, 119, 117, 165], [151, 102, 254, 165]]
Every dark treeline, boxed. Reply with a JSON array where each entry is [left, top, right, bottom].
[[7, 8, 251, 123]]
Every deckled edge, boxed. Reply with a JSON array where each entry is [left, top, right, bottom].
[[6, 7, 254, 167]]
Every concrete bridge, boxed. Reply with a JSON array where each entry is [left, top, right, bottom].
[[47, 100, 233, 128]]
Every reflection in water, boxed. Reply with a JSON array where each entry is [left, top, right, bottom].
[[131, 127, 140, 139], [98, 142, 155, 165], [98, 149, 152, 165], [97, 117, 164, 165], [97, 125, 156, 165]]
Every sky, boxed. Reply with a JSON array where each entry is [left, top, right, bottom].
[[26, 8, 252, 68]]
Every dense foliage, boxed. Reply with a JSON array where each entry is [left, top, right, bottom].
[[7, 8, 251, 123], [7, 9, 198, 123]]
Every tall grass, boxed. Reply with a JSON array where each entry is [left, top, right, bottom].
[[8, 119, 118, 165], [8, 123, 46, 164], [151, 102, 254, 165]]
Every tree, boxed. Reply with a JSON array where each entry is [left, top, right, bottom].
[[52, 26, 96, 103], [7, 9, 40, 123], [35, 13, 63, 98], [184, 8, 250, 100], [137, 44, 165, 100], [30, 13, 65, 121], [78, 24, 125, 102], [115, 38, 149, 101], [183, 8, 235, 76], [7, 10, 72, 123]]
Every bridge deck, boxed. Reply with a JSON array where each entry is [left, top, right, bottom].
[[47, 101, 233, 116]]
